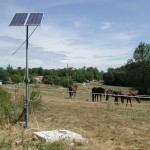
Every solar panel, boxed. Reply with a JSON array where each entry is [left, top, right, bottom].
[[26, 13, 43, 26], [9, 13, 28, 26], [9, 13, 43, 26]]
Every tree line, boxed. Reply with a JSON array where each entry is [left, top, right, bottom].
[[0, 42, 150, 94], [103, 42, 150, 94], [0, 65, 104, 87]]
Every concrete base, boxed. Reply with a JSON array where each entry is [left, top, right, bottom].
[[34, 130, 83, 142]]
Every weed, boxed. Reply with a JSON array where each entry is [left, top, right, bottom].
[[29, 86, 42, 114], [0, 87, 14, 123]]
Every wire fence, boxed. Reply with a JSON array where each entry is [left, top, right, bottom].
[[40, 88, 150, 105]]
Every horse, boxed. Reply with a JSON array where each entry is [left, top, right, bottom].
[[69, 85, 78, 99], [120, 90, 140, 107], [106, 90, 123, 105], [106, 90, 140, 106], [92, 87, 105, 102]]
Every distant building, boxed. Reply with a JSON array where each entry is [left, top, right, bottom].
[[34, 76, 43, 82]]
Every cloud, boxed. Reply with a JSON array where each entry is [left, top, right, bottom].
[[74, 18, 90, 28], [0, 21, 135, 71], [61, 39, 93, 46], [112, 32, 138, 43], [1, 0, 150, 72], [93, 55, 113, 58], [25, 0, 102, 9], [0, 34, 69, 68], [0, 36, 24, 55], [74, 21, 83, 28], [74, 21, 88, 28], [100, 22, 113, 30]]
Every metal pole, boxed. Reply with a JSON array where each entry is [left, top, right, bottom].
[[25, 25, 29, 128]]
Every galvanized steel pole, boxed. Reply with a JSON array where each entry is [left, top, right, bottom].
[[25, 25, 29, 128]]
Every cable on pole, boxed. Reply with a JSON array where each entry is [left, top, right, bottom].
[[12, 26, 38, 56]]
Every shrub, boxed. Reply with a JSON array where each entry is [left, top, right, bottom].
[[29, 85, 42, 114], [0, 87, 14, 123]]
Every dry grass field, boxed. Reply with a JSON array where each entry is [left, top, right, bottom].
[[0, 83, 150, 150]]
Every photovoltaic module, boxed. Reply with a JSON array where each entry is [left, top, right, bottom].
[[9, 13, 43, 26]]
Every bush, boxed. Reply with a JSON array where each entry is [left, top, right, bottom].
[[0, 87, 14, 123], [29, 85, 42, 114], [0, 85, 42, 124]]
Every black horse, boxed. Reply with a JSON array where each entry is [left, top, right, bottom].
[[92, 87, 105, 102], [69, 85, 78, 99]]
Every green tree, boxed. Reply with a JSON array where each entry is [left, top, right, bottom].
[[42, 75, 54, 85], [103, 67, 127, 86], [0, 68, 9, 81], [38, 67, 44, 76], [10, 74, 23, 83], [103, 68, 115, 85], [128, 42, 150, 94], [6, 64, 13, 74]]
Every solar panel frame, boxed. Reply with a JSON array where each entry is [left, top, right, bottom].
[[26, 13, 43, 26], [9, 13, 28, 26]]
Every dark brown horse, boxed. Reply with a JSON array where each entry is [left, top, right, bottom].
[[69, 85, 77, 99], [106, 90, 140, 106], [92, 87, 105, 102], [120, 90, 140, 107], [106, 90, 123, 105]]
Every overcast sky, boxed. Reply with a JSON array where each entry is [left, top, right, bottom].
[[0, 0, 150, 71]]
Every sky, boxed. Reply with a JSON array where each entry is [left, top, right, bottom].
[[0, 0, 150, 71]]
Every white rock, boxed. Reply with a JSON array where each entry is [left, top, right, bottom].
[[34, 130, 83, 142]]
